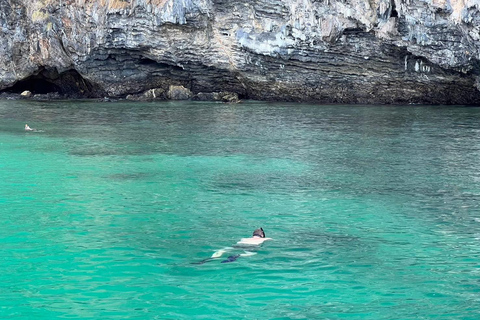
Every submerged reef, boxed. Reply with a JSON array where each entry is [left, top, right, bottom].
[[2, 0, 480, 104]]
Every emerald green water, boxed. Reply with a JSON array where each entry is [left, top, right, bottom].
[[1, 100, 480, 319]]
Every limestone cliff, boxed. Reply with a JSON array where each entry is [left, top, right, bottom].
[[1, 0, 480, 103]]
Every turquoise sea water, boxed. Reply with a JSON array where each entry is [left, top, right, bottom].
[[1, 100, 480, 319]]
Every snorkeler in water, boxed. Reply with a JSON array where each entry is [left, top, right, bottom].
[[193, 228, 272, 264]]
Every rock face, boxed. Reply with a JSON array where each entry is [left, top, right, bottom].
[[167, 85, 193, 100], [1, 0, 480, 104], [20, 90, 32, 97]]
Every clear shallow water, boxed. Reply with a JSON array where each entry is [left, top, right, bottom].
[[1, 100, 480, 319]]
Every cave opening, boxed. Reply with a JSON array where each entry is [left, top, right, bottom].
[[4, 73, 61, 95], [0, 68, 101, 98]]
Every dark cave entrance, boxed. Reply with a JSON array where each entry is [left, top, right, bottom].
[[6, 74, 61, 94], [1, 68, 101, 98]]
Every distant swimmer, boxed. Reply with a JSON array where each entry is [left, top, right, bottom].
[[192, 228, 272, 265], [24, 124, 43, 132]]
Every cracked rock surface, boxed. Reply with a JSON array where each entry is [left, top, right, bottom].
[[2, 0, 480, 104]]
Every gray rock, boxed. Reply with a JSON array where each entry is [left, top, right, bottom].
[[32, 92, 62, 100], [20, 90, 32, 97], [218, 92, 240, 103], [127, 88, 165, 101], [194, 91, 239, 103], [1, 0, 480, 104], [0, 92, 21, 100], [194, 92, 216, 101], [167, 85, 192, 100], [143, 88, 165, 100]]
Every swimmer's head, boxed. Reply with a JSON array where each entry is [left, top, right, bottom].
[[252, 227, 265, 238]]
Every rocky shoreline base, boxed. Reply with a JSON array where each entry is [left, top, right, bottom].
[[0, 85, 241, 103]]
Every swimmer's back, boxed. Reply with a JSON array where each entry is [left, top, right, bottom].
[[236, 237, 272, 246]]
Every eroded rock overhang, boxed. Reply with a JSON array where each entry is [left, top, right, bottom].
[[1, 0, 480, 104]]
